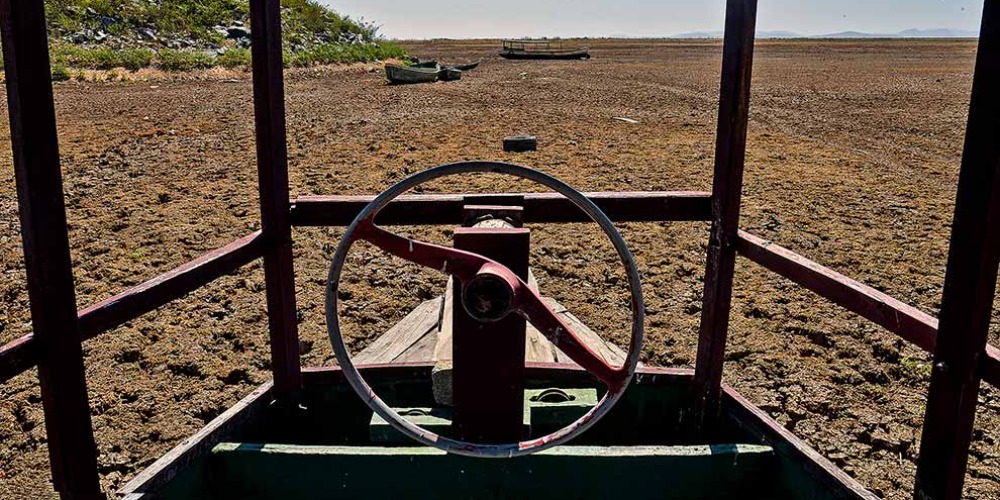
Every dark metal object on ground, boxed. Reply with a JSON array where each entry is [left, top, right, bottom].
[[503, 135, 537, 152]]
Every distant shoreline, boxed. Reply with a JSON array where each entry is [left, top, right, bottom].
[[393, 36, 979, 42]]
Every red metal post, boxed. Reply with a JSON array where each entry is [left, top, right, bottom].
[[0, 0, 103, 496], [691, 0, 758, 432], [249, 0, 302, 398], [451, 224, 530, 442], [914, 2, 1000, 498]]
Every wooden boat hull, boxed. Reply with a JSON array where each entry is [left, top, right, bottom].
[[449, 60, 481, 71], [385, 64, 439, 84], [500, 49, 591, 60]]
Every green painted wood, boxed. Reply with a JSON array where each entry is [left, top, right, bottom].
[[135, 366, 872, 499], [525, 388, 598, 436], [204, 443, 777, 499]]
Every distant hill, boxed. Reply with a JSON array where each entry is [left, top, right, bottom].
[[816, 28, 979, 38], [673, 30, 802, 39], [673, 28, 978, 39]]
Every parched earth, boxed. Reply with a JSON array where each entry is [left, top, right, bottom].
[[1, 39, 998, 498]]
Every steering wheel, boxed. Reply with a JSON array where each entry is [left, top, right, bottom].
[[325, 161, 644, 457]]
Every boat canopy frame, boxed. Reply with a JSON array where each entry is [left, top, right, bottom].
[[1, 0, 999, 498]]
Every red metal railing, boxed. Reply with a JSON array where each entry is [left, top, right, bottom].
[[0, 191, 711, 384], [736, 230, 1000, 387], [0, 232, 264, 384]]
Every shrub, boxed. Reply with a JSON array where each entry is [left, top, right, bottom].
[[156, 49, 215, 71], [217, 47, 251, 69], [51, 63, 71, 81], [51, 46, 153, 71]]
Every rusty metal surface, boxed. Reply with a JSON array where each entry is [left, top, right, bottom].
[[0, 233, 265, 385], [451, 224, 530, 443], [0, 0, 103, 495], [250, 0, 302, 400], [915, 2, 1000, 498], [290, 191, 712, 226], [692, 0, 759, 433]]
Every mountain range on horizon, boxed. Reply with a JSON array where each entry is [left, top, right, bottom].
[[672, 28, 979, 39]]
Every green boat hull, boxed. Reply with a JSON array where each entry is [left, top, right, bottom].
[[124, 365, 874, 499]]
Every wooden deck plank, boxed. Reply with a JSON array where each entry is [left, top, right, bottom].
[[353, 274, 632, 406], [353, 297, 443, 365]]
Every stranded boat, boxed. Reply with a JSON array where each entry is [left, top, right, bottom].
[[500, 39, 591, 60], [385, 64, 444, 84]]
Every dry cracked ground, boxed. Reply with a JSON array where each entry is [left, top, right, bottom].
[[0, 39, 998, 498]]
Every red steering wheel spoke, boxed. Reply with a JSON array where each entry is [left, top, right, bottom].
[[514, 287, 627, 389], [355, 218, 487, 282]]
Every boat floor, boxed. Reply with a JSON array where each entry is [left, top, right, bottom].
[[121, 363, 875, 499], [119, 289, 874, 499]]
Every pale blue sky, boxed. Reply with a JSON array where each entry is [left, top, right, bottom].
[[320, 0, 984, 39]]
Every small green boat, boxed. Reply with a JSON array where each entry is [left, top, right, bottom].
[[385, 64, 440, 84]]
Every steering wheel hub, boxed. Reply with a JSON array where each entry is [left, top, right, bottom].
[[461, 270, 515, 323]]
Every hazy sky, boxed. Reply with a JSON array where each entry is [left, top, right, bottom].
[[320, 0, 984, 39]]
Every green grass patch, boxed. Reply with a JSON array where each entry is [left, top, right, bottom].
[[285, 41, 407, 68], [32, 1, 406, 73], [42, 41, 404, 72], [51, 63, 71, 81], [43, 0, 384, 50], [155, 49, 215, 71], [52, 46, 153, 71], [216, 47, 252, 69]]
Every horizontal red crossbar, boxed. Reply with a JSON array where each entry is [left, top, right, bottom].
[[0, 232, 264, 384], [290, 191, 713, 226], [736, 230, 1000, 387]]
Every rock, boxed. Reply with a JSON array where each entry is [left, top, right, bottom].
[[139, 28, 157, 41], [99, 15, 116, 30], [226, 26, 250, 40]]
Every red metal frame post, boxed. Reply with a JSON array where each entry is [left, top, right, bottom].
[[691, 0, 758, 432], [451, 223, 530, 442], [0, 0, 103, 496], [249, 0, 302, 398], [914, 2, 1000, 498]]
